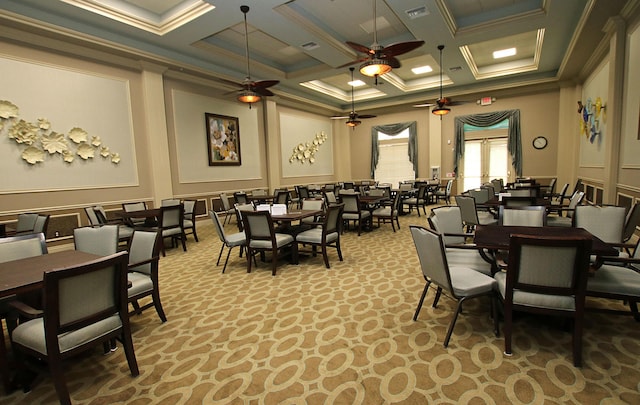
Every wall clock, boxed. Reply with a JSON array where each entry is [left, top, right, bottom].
[[533, 136, 548, 150]]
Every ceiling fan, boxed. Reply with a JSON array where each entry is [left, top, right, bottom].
[[339, 0, 424, 84], [413, 45, 466, 116], [226, 5, 279, 107], [331, 67, 376, 127]]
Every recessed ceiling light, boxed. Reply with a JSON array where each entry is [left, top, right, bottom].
[[348, 80, 366, 87], [493, 48, 516, 59], [411, 65, 433, 75]]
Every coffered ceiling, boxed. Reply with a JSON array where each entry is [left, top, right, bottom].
[[0, 0, 631, 114]]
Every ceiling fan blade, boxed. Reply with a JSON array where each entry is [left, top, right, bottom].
[[252, 80, 279, 89], [336, 56, 369, 69], [413, 103, 436, 108], [358, 114, 377, 119], [346, 41, 374, 55], [330, 115, 350, 119], [382, 40, 425, 57], [253, 87, 275, 97], [386, 56, 401, 69], [447, 100, 469, 106]]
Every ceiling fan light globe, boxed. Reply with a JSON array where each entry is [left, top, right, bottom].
[[432, 106, 450, 116], [346, 119, 361, 127], [238, 91, 261, 103], [359, 59, 391, 77]]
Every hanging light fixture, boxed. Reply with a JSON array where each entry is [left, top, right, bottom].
[[330, 67, 377, 128], [359, 0, 392, 78], [432, 45, 450, 116]]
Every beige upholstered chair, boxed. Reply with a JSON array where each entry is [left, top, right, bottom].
[[295, 203, 344, 268], [210, 210, 246, 273], [410, 226, 498, 348], [403, 185, 428, 216], [372, 192, 401, 232], [127, 230, 166, 322], [14, 213, 38, 234], [435, 179, 453, 205], [623, 202, 640, 243], [498, 206, 546, 227], [455, 195, 497, 232], [219, 193, 236, 226], [122, 202, 148, 227], [90, 206, 134, 245], [574, 205, 626, 245], [161, 198, 181, 206], [74, 225, 119, 256], [0, 233, 48, 393], [182, 199, 199, 242], [242, 211, 297, 276], [300, 198, 325, 228], [547, 191, 585, 227], [340, 193, 371, 236], [428, 206, 492, 276], [11, 252, 139, 405], [158, 204, 187, 256], [494, 234, 592, 366]]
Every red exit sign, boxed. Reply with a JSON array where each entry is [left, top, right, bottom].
[[480, 97, 493, 106]]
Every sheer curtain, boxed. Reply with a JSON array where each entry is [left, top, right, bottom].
[[453, 110, 522, 177], [370, 122, 417, 179]]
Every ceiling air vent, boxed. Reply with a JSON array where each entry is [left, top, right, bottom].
[[405, 6, 429, 19], [301, 41, 319, 51], [449, 66, 462, 72]]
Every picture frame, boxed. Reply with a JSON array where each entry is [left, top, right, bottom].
[[205, 113, 241, 166]]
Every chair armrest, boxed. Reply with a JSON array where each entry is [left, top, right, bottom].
[[128, 256, 159, 270], [444, 243, 480, 250], [8, 300, 43, 319]]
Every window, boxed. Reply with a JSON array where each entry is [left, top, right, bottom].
[[374, 129, 415, 186]]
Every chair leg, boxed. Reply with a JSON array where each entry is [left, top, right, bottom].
[[503, 301, 513, 357], [0, 327, 11, 395], [216, 245, 225, 266], [49, 356, 71, 405], [192, 228, 199, 242], [120, 329, 140, 377], [336, 240, 343, 262], [271, 249, 278, 276], [322, 244, 330, 269], [222, 246, 233, 274], [572, 317, 583, 367], [432, 287, 443, 307], [152, 289, 167, 322], [444, 298, 466, 347], [413, 280, 431, 321], [246, 248, 254, 273], [179, 234, 187, 252]]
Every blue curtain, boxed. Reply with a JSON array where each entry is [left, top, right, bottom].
[[370, 121, 417, 179], [453, 109, 522, 177]]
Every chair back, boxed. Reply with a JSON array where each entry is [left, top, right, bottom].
[[85, 207, 101, 226], [74, 225, 119, 255], [556, 183, 569, 201], [0, 233, 47, 263], [508, 188, 536, 197], [220, 193, 232, 211], [491, 178, 504, 193], [274, 190, 289, 205], [623, 202, 640, 242], [429, 206, 465, 245], [243, 211, 276, 245], [547, 178, 557, 195], [128, 231, 159, 276], [343, 182, 355, 190], [123, 202, 147, 212], [43, 251, 129, 341], [15, 213, 38, 233], [454, 195, 479, 226], [399, 183, 413, 192], [93, 206, 109, 224], [252, 189, 266, 197], [161, 199, 181, 207], [234, 192, 248, 205], [506, 234, 591, 303], [324, 184, 335, 192], [574, 205, 626, 244], [297, 186, 310, 199], [160, 204, 183, 228], [234, 203, 255, 231], [324, 191, 338, 205], [469, 188, 490, 204], [324, 203, 344, 236], [210, 210, 228, 244], [482, 184, 495, 198], [566, 191, 585, 218], [33, 215, 50, 235], [410, 226, 454, 296], [572, 179, 583, 195], [499, 206, 546, 227], [302, 198, 324, 212], [368, 188, 385, 197], [183, 200, 196, 220], [445, 179, 453, 195], [341, 193, 361, 214]]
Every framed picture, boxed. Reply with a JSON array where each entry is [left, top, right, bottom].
[[205, 113, 241, 166]]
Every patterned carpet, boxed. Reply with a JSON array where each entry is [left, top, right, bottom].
[[2, 209, 640, 404]]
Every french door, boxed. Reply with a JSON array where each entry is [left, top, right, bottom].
[[461, 137, 510, 192]]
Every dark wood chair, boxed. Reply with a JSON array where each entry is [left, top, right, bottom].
[[295, 203, 344, 268], [182, 199, 199, 242], [495, 234, 592, 366], [10, 252, 139, 405], [157, 204, 187, 256], [340, 193, 371, 236], [127, 230, 167, 322], [372, 191, 401, 232], [242, 210, 297, 276]]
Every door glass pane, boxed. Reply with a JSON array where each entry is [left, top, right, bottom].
[[463, 141, 482, 192], [488, 139, 508, 185]]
